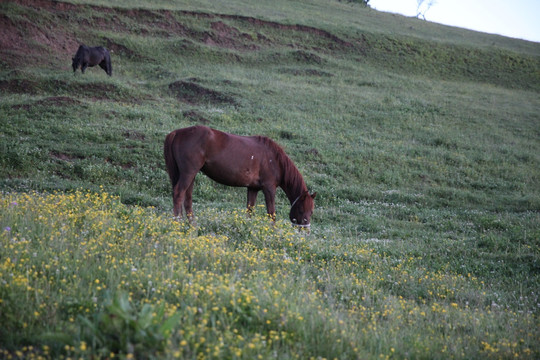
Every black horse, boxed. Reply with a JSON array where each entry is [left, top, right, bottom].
[[72, 45, 112, 76]]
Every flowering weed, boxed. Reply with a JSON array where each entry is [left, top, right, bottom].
[[0, 191, 538, 359]]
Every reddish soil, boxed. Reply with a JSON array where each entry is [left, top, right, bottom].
[[203, 20, 260, 50], [0, 0, 357, 104], [1, 0, 353, 70], [0, 9, 78, 68]]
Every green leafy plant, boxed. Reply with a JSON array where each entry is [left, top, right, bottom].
[[78, 291, 180, 358]]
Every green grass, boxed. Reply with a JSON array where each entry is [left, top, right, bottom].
[[1, 0, 539, 358]]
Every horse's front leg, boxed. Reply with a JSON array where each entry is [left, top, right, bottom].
[[99, 60, 112, 76], [247, 188, 258, 216], [262, 187, 276, 221], [81, 62, 88, 73]]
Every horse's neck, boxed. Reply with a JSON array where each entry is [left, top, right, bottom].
[[280, 166, 308, 205], [262, 138, 307, 204]]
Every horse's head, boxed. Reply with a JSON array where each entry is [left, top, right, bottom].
[[289, 191, 316, 229], [72, 56, 78, 72]]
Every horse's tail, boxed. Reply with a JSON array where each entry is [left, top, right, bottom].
[[164, 131, 179, 191], [104, 49, 112, 76]]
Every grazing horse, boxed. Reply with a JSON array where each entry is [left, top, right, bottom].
[[71, 45, 112, 76], [164, 126, 316, 227]]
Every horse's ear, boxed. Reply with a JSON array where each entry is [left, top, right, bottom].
[[311, 192, 317, 199]]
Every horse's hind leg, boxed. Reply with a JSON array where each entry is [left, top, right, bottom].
[[98, 61, 107, 74], [172, 182, 186, 218], [184, 178, 196, 221], [107, 57, 112, 76], [172, 185, 185, 219], [172, 174, 197, 220]]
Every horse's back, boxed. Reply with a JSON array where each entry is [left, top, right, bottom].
[[86, 46, 106, 58], [94, 46, 109, 55], [166, 126, 214, 158], [75, 44, 88, 57], [170, 125, 214, 144], [166, 126, 258, 162]]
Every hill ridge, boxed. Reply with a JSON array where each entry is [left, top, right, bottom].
[[1, 0, 539, 91]]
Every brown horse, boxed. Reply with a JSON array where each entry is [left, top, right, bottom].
[[164, 126, 316, 227]]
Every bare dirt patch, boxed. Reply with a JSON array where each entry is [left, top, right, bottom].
[[187, 12, 352, 50], [36, 96, 82, 106], [68, 82, 121, 101], [1, 77, 118, 100], [50, 151, 84, 162], [0, 79, 39, 95], [236, 15, 353, 48], [123, 130, 146, 141], [183, 110, 211, 124], [102, 37, 138, 58], [292, 50, 325, 64], [11, 96, 83, 110], [279, 68, 334, 77], [0, 12, 78, 69], [203, 21, 259, 51], [169, 80, 236, 106]]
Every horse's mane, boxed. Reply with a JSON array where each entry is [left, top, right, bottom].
[[254, 136, 307, 198]]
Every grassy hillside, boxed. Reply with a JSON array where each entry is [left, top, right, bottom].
[[1, 0, 539, 358]]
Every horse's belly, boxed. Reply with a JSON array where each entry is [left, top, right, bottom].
[[201, 162, 259, 188]]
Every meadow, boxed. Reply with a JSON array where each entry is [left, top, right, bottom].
[[1, 0, 539, 358]]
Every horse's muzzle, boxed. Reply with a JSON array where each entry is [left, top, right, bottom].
[[293, 223, 311, 234]]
